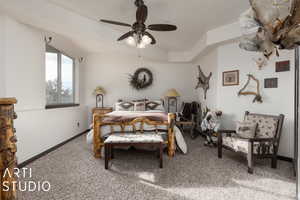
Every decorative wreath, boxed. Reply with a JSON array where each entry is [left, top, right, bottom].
[[129, 68, 153, 90]]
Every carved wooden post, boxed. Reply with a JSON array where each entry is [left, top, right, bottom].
[[93, 114, 104, 158], [0, 98, 17, 200], [167, 113, 175, 157]]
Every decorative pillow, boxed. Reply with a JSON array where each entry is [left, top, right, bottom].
[[235, 121, 257, 139], [146, 100, 165, 111], [115, 102, 134, 111], [134, 102, 146, 111]]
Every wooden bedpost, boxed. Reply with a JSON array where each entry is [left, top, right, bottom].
[[93, 114, 104, 158], [0, 98, 17, 200], [168, 113, 176, 157]]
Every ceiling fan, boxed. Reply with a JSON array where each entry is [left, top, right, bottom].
[[100, 0, 177, 48]]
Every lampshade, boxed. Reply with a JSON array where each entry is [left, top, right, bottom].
[[165, 89, 180, 97], [93, 86, 106, 95]]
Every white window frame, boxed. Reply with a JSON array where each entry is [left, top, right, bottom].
[[45, 45, 77, 109]]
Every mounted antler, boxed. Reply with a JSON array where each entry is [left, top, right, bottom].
[[195, 65, 212, 100], [240, 0, 300, 57], [238, 74, 263, 103]]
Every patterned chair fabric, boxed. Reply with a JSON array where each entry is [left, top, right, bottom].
[[244, 114, 279, 138], [218, 111, 284, 174], [104, 133, 164, 144], [222, 134, 274, 154]]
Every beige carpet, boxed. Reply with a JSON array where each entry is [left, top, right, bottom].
[[18, 134, 296, 200]]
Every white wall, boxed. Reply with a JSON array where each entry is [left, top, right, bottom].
[[82, 53, 197, 124], [4, 17, 45, 110], [194, 42, 295, 158], [0, 16, 88, 163]]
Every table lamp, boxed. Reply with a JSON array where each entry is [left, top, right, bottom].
[[93, 86, 106, 108], [164, 89, 180, 112]]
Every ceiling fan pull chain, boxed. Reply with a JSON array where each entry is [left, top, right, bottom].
[[138, 50, 144, 66]]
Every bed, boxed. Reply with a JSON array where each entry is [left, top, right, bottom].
[[89, 99, 187, 158]]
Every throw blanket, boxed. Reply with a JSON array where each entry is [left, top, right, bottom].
[[102, 111, 168, 123]]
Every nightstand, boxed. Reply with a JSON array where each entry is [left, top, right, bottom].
[[92, 107, 113, 118]]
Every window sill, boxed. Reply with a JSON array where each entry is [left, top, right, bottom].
[[45, 104, 80, 109]]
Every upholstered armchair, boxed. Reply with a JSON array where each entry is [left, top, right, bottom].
[[217, 111, 284, 174]]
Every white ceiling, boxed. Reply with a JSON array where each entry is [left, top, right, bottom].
[[48, 0, 249, 51], [0, 0, 250, 61]]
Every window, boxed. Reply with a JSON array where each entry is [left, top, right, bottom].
[[45, 45, 77, 108]]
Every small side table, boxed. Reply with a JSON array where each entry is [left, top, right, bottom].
[[92, 107, 113, 119]]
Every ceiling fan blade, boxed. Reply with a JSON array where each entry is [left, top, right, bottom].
[[144, 32, 156, 44], [136, 5, 148, 23], [148, 24, 177, 31], [100, 19, 131, 27], [117, 31, 134, 41]]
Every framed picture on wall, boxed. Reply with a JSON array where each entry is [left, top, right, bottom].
[[276, 60, 290, 72], [222, 70, 239, 86], [264, 78, 278, 88]]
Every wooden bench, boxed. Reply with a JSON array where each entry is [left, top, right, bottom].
[[104, 134, 164, 169]]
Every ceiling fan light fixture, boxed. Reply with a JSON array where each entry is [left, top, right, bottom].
[[142, 35, 152, 45], [100, 0, 177, 49], [137, 42, 146, 49], [126, 36, 136, 46], [125, 33, 150, 48]]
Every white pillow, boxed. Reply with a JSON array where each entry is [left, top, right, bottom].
[[236, 121, 257, 139], [115, 101, 134, 111], [146, 100, 165, 111]]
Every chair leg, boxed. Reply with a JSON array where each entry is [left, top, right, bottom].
[[110, 144, 114, 159], [271, 157, 277, 169], [190, 126, 195, 139], [217, 133, 222, 158], [271, 151, 277, 169], [159, 143, 163, 168], [156, 148, 160, 158], [247, 142, 254, 174], [105, 144, 109, 170]]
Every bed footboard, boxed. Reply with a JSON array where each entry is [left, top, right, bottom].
[[93, 113, 176, 159]]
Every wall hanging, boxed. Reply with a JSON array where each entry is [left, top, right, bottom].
[[238, 74, 263, 103], [223, 70, 239, 86], [195, 65, 212, 99], [129, 68, 153, 90]]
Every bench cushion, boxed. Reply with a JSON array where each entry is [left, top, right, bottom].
[[104, 133, 164, 144], [222, 135, 274, 154]]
